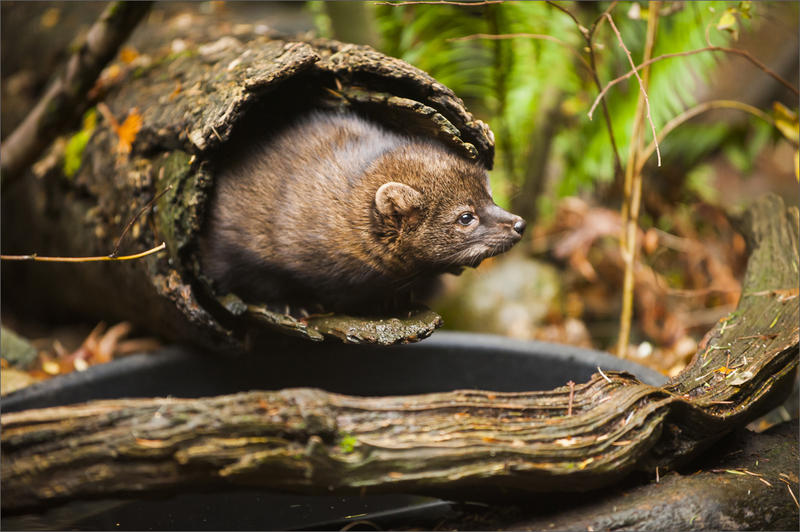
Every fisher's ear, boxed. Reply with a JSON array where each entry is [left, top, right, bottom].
[[375, 182, 422, 219]]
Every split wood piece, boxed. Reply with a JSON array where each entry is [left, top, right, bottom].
[[2, 195, 797, 512]]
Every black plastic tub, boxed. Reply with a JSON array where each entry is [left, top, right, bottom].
[[2, 331, 667, 530]]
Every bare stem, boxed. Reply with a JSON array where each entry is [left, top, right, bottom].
[[617, 2, 660, 359], [545, 0, 624, 197], [604, 12, 661, 167], [1, 243, 166, 263], [545, 1, 584, 31], [586, 1, 623, 185]]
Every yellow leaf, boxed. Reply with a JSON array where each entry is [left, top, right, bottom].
[[717, 9, 737, 30], [795, 150, 798, 181], [773, 102, 799, 146], [717, 9, 739, 40]]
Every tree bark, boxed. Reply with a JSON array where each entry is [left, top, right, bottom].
[[444, 422, 799, 531], [2, 195, 797, 512]]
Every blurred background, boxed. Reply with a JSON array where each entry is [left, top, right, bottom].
[[2, 1, 798, 384]]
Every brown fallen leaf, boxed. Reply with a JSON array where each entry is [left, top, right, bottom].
[[115, 108, 143, 155]]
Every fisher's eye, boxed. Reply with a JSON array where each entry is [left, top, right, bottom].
[[457, 212, 477, 226]]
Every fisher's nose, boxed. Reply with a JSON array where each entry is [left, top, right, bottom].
[[512, 218, 526, 236]]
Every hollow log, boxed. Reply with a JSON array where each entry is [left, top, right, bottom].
[[2, 194, 797, 512], [1, 27, 495, 348]]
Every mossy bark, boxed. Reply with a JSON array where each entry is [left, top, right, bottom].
[[2, 195, 797, 514]]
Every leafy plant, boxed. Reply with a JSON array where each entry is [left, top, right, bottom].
[[367, 1, 773, 220]]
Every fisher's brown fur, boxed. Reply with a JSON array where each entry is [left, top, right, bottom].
[[200, 111, 524, 313]]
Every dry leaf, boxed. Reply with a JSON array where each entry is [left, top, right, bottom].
[[115, 109, 143, 155], [119, 46, 140, 64], [169, 82, 183, 101]]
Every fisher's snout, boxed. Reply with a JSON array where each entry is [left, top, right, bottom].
[[512, 218, 526, 236], [486, 203, 526, 239]]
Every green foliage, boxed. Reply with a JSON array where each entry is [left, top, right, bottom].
[[63, 108, 97, 178], [366, 2, 777, 214]]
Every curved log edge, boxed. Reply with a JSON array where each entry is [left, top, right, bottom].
[[2, 195, 798, 512]]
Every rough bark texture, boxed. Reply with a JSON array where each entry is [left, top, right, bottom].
[[1, 30, 493, 349], [2, 195, 797, 513], [440, 422, 799, 531]]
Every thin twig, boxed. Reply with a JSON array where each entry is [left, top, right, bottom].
[[636, 100, 775, 173], [545, 0, 624, 196], [1, 243, 166, 263], [589, 1, 618, 38], [604, 12, 661, 166], [448, 33, 592, 72], [111, 185, 173, 257], [589, 46, 799, 120], [588, 1, 624, 183], [616, 2, 660, 359], [786, 482, 800, 509]]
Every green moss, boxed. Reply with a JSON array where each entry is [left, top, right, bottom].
[[339, 434, 358, 454], [63, 108, 97, 178], [155, 151, 193, 255]]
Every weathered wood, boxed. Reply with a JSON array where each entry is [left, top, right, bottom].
[[2, 195, 797, 511], [441, 422, 799, 531], [1, 28, 492, 348]]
